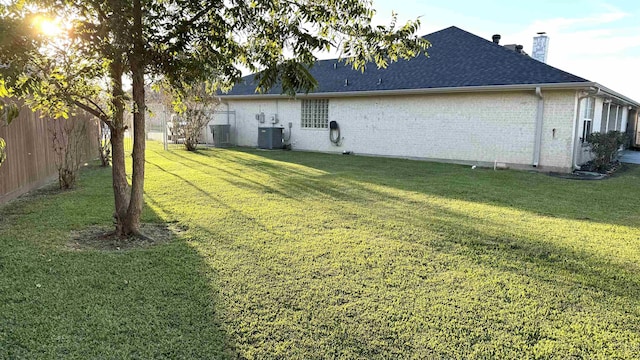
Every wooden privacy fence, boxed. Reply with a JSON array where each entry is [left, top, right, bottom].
[[0, 103, 99, 204]]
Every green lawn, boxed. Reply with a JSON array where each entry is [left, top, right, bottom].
[[2, 141, 640, 358]]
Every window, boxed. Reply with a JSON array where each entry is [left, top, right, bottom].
[[581, 97, 595, 143], [582, 97, 595, 120], [606, 105, 616, 132], [605, 105, 624, 132], [301, 99, 329, 129], [616, 105, 624, 131], [600, 103, 609, 133], [582, 120, 592, 142]]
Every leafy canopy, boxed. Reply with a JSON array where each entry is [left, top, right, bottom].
[[2, 0, 429, 117], [145, 0, 430, 96], [0, 5, 107, 123]]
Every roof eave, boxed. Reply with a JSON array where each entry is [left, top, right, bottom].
[[219, 82, 597, 100], [593, 83, 640, 107]]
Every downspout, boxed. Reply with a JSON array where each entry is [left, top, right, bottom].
[[571, 87, 601, 169], [532, 87, 544, 167], [219, 100, 231, 144], [224, 101, 234, 145], [225, 101, 230, 125]]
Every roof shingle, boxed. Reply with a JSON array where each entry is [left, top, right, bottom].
[[225, 26, 589, 96]]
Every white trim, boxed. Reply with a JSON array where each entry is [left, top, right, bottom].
[[221, 82, 598, 99], [220, 82, 640, 107]]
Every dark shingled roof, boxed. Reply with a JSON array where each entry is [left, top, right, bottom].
[[224, 26, 589, 96]]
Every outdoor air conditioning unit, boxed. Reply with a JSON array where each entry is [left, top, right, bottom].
[[258, 127, 283, 149]]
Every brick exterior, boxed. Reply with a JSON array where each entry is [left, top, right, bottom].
[[226, 90, 579, 172]]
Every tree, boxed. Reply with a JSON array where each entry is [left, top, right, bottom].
[[49, 117, 90, 189], [1, 4, 137, 235], [1, 1, 429, 237], [161, 83, 220, 151]]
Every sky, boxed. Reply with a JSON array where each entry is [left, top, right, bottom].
[[366, 0, 640, 101]]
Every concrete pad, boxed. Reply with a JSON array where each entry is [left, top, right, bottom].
[[619, 150, 640, 164]]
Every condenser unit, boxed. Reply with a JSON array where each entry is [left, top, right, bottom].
[[258, 127, 283, 149]]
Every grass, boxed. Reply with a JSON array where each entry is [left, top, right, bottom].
[[2, 141, 640, 358]]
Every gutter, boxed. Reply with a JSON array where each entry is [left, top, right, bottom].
[[532, 87, 544, 167], [219, 82, 599, 100], [595, 84, 640, 107], [571, 87, 601, 170]]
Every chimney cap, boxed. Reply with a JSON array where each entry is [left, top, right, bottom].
[[492, 34, 501, 44], [536, 31, 547, 35]]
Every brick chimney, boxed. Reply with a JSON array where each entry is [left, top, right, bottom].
[[532, 32, 549, 63]]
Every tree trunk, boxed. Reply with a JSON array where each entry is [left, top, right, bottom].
[[98, 121, 110, 167], [124, 0, 146, 236], [111, 127, 130, 232], [109, 56, 132, 236]]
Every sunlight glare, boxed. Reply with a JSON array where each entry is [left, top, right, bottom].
[[33, 15, 64, 37]]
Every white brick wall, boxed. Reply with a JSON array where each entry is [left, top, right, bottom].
[[226, 90, 578, 172], [540, 91, 580, 170]]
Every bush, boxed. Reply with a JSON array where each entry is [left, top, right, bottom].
[[154, 82, 219, 152], [174, 109, 210, 151], [586, 131, 628, 172], [49, 118, 89, 189]]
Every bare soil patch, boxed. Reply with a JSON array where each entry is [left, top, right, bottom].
[[68, 222, 186, 251]]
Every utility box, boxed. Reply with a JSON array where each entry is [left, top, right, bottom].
[[210, 124, 231, 147], [258, 127, 283, 149]]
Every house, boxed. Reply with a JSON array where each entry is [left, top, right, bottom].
[[218, 26, 639, 172]]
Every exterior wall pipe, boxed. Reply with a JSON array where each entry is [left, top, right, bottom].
[[226, 101, 230, 125], [532, 87, 544, 167], [219, 100, 232, 144], [571, 87, 601, 169]]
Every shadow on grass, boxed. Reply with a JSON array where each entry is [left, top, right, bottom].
[[137, 146, 640, 356], [153, 148, 640, 311], [215, 148, 640, 227], [0, 165, 238, 359]]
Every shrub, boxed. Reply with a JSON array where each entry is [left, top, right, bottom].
[[586, 131, 628, 172], [154, 82, 219, 151], [174, 108, 211, 151], [49, 118, 89, 189]]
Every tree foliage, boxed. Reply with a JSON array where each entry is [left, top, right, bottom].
[[1, 0, 429, 237], [148, 1, 430, 95], [0, 92, 20, 168]]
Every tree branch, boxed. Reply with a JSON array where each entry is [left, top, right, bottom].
[[73, 99, 111, 127], [82, 96, 110, 120]]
